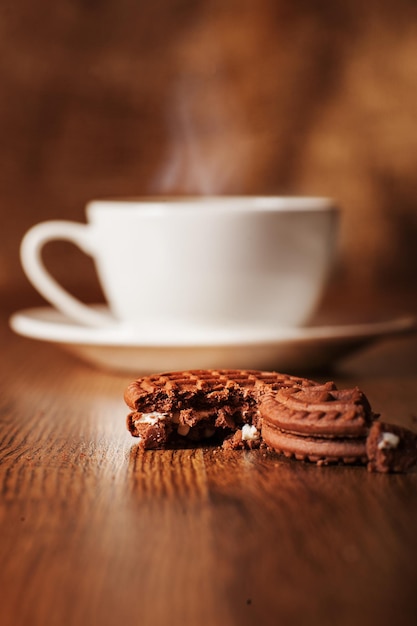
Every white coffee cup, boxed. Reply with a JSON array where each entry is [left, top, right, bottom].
[[20, 196, 339, 337]]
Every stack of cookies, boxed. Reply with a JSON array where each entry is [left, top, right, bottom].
[[260, 383, 372, 466], [124, 369, 417, 473]]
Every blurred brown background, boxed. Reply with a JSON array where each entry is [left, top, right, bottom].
[[1, 0, 417, 316]]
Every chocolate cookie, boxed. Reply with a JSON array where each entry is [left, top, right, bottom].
[[366, 421, 417, 473], [125, 369, 316, 450], [124, 368, 417, 472], [261, 383, 376, 437], [260, 383, 378, 465], [261, 423, 369, 464]]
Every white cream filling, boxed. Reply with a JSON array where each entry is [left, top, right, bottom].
[[377, 432, 400, 450], [241, 424, 260, 441], [135, 411, 260, 444], [134, 412, 167, 427]]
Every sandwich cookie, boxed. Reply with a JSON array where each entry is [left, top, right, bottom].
[[124, 368, 417, 472], [260, 383, 378, 465], [366, 421, 417, 473], [125, 368, 316, 450]]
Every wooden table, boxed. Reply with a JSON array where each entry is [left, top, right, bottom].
[[1, 309, 417, 626]]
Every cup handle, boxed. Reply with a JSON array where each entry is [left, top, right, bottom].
[[20, 220, 114, 327]]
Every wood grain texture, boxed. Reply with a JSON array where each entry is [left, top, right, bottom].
[[1, 316, 417, 626]]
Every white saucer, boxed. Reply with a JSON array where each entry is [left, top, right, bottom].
[[9, 306, 417, 375]]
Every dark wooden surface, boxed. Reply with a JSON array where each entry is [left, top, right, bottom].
[[2, 2, 417, 622], [1, 311, 417, 626]]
